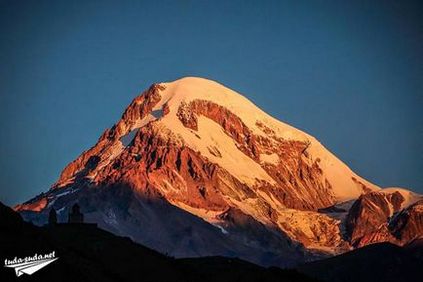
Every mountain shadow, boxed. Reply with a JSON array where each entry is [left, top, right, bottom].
[[0, 201, 316, 282], [297, 239, 423, 282]]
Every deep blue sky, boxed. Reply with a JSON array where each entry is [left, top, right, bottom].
[[1, 0, 422, 206]]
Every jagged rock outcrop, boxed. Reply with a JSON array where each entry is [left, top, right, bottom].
[[346, 189, 423, 247], [390, 200, 423, 243]]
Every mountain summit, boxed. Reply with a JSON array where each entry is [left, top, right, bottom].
[[16, 77, 422, 266]]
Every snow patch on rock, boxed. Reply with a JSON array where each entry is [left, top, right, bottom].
[[160, 115, 276, 186], [380, 187, 423, 209], [260, 153, 279, 165], [120, 129, 139, 147]]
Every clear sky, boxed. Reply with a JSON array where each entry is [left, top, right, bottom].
[[1, 0, 422, 206]]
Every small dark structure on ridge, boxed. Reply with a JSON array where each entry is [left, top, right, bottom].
[[44, 203, 96, 227], [68, 203, 84, 224], [48, 208, 57, 225]]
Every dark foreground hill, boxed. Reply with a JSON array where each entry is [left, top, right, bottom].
[[297, 239, 423, 282], [0, 202, 314, 282]]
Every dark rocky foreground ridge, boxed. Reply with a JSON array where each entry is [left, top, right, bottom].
[[297, 239, 423, 282], [2, 201, 422, 282], [0, 202, 315, 282]]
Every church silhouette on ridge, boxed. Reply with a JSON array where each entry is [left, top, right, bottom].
[[48, 203, 94, 226]]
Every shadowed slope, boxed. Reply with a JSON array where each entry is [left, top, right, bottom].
[[297, 241, 423, 282], [1, 202, 316, 282]]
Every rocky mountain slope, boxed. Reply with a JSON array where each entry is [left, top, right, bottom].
[[0, 202, 315, 282], [15, 77, 423, 266]]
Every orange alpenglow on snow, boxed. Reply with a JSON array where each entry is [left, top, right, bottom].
[[15, 77, 423, 267]]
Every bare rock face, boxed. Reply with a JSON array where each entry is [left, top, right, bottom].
[[346, 192, 400, 246], [390, 201, 423, 243], [53, 84, 164, 188], [346, 191, 423, 247], [15, 77, 422, 266], [177, 99, 336, 211], [14, 197, 47, 212]]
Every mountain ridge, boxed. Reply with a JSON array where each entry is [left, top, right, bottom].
[[15, 77, 422, 266], [1, 201, 315, 282]]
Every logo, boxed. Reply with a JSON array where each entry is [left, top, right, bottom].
[[4, 251, 58, 277]]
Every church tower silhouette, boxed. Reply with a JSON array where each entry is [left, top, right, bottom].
[[68, 203, 84, 223]]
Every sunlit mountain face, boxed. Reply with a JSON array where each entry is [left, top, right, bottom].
[[15, 77, 423, 267], [2, 1, 422, 281]]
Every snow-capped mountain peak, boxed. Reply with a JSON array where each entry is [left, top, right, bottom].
[[16, 77, 421, 266]]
